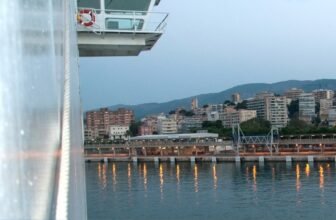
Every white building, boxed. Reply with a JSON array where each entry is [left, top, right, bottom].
[[109, 125, 129, 140], [320, 99, 333, 120], [247, 93, 287, 128], [157, 118, 178, 134], [298, 93, 316, 122], [265, 96, 288, 128]]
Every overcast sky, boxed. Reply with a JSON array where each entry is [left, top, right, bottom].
[[80, 0, 336, 110]]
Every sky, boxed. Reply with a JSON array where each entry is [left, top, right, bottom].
[[80, 0, 336, 110]]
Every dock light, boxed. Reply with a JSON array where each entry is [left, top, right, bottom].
[[252, 145, 255, 148], [296, 144, 298, 147], [193, 146, 196, 149], [319, 143, 322, 147]]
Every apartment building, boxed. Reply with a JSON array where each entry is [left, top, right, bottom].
[[284, 88, 304, 101], [320, 99, 333, 120], [328, 107, 336, 126], [247, 92, 288, 128], [157, 118, 178, 134], [109, 125, 129, 140], [221, 107, 257, 128], [298, 93, 316, 122], [86, 108, 134, 139], [312, 89, 334, 102]]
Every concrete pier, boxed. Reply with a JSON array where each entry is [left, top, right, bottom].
[[211, 157, 217, 163], [170, 157, 175, 163], [190, 156, 195, 163], [258, 156, 265, 163], [308, 156, 314, 163], [85, 154, 336, 163]]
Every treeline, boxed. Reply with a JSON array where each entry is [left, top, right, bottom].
[[201, 118, 336, 138]]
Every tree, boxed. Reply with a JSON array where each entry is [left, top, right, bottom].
[[288, 100, 299, 119], [203, 104, 209, 108], [235, 100, 247, 110], [129, 121, 141, 136], [240, 118, 271, 135], [169, 110, 176, 115], [224, 100, 235, 106], [280, 119, 312, 135], [315, 102, 320, 115]]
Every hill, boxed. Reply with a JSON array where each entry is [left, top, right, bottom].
[[92, 79, 336, 119]]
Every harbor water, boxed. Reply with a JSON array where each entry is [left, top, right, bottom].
[[86, 162, 336, 220]]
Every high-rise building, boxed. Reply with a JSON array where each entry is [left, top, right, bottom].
[[232, 93, 241, 104], [247, 92, 274, 119], [265, 96, 288, 128], [298, 93, 316, 122], [320, 99, 333, 120], [247, 93, 288, 128], [284, 88, 304, 101], [86, 108, 134, 138], [312, 89, 334, 102]]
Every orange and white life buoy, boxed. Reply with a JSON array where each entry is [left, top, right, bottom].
[[78, 9, 96, 27]]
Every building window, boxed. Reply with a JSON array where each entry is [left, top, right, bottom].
[[78, 0, 101, 10]]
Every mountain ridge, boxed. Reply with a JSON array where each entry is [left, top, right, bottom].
[[89, 79, 336, 119]]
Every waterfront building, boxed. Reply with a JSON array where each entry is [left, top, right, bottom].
[[85, 108, 134, 139], [157, 118, 178, 134], [109, 125, 129, 140], [179, 116, 203, 133], [320, 99, 333, 120], [232, 93, 241, 104], [284, 88, 304, 101], [265, 96, 288, 128], [298, 93, 316, 122], [247, 93, 287, 128], [221, 107, 257, 128], [86, 108, 134, 132], [312, 89, 334, 102]]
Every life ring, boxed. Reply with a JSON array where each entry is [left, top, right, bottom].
[[78, 9, 96, 27]]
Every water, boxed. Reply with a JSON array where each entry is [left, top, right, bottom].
[[86, 162, 336, 220]]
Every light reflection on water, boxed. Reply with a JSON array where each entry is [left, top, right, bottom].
[[86, 162, 336, 220]]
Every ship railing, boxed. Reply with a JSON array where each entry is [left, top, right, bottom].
[[76, 7, 168, 34]]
